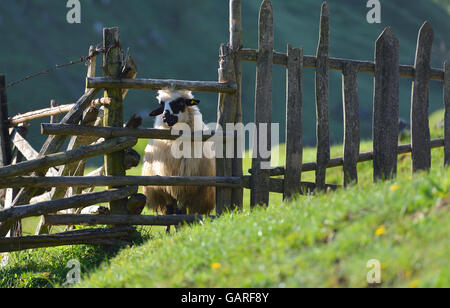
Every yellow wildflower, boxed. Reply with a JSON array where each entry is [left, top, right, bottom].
[[211, 262, 222, 270], [409, 280, 419, 288], [390, 185, 400, 191], [375, 225, 387, 237]]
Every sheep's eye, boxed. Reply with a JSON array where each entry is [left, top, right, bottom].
[[169, 98, 186, 114]]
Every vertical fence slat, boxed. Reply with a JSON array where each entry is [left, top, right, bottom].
[[373, 27, 400, 181], [230, 0, 243, 209], [103, 27, 127, 214], [251, 0, 273, 208], [411, 21, 434, 173], [7, 124, 28, 237], [216, 44, 236, 215], [284, 45, 303, 200], [50, 100, 59, 124], [0, 75, 16, 237], [342, 63, 360, 186], [0, 76, 11, 168], [444, 61, 450, 166], [315, 2, 331, 190]]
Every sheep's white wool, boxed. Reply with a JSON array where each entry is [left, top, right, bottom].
[[142, 90, 216, 215], [156, 89, 193, 103]]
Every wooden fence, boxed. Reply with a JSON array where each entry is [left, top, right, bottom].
[[0, 0, 449, 253]]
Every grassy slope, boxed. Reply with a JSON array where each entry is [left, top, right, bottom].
[[2, 110, 447, 288], [75, 111, 449, 288], [0, 0, 449, 149], [77, 169, 450, 288]]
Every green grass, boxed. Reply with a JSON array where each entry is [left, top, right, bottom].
[[76, 169, 450, 288], [1, 110, 448, 288], [0, 245, 110, 288]]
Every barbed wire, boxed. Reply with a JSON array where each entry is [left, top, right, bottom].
[[6, 44, 106, 89]]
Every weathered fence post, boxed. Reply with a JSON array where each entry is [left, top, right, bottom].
[[216, 44, 236, 214], [0, 76, 11, 169], [315, 2, 331, 190], [411, 21, 434, 173], [50, 100, 59, 124], [444, 61, 450, 166], [251, 0, 273, 208], [0, 75, 18, 237], [284, 45, 303, 200], [342, 63, 360, 186], [103, 27, 127, 214], [230, 0, 243, 209], [373, 27, 400, 181]]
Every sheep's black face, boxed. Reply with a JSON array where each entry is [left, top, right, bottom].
[[149, 97, 200, 127], [163, 110, 179, 127]]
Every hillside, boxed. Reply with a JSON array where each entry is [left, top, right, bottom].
[[0, 0, 449, 150], [77, 168, 450, 288], [0, 109, 448, 288]]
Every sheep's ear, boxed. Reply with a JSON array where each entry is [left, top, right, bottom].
[[149, 106, 164, 117], [187, 99, 200, 106]]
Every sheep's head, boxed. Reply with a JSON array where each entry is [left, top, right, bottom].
[[150, 90, 200, 128]]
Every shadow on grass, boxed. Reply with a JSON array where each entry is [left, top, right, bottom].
[[0, 228, 154, 288]]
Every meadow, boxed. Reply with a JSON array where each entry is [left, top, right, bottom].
[[0, 110, 448, 288]]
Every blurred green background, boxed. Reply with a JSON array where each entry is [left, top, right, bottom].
[[0, 0, 449, 155]]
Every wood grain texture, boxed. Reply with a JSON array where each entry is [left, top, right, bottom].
[[0, 137, 137, 179], [38, 88, 101, 159], [87, 77, 237, 94], [9, 98, 108, 126], [36, 107, 102, 235], [103, 27, 129, 215], [41, 123, 234, 141], [0, 176, 244, 190], [230, 0, 244, 210], [342, 63, 360, 186], [243, 177, 339, 195], [0, 76, 11, 168], [411, 21, 434, 172], [0, 186, 138, 223], [315, 2, 331, 190], [9, 128, 58, 176], [5, 125, 28, 236], [238, 50, 445, 82], [251, 0, 273, 208], [0, 227, 134, 253], [445, 61, 450, 166], [260, 138, 445, 177], [284, 45, 303, 200], [373, 28, 400, 181], [216, 45, 236, 214], [44, 214, 213, 227]]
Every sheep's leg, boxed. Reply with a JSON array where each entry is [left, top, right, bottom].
[[165, 202, 176, 234], [175, 206, 187, 215], [174, 205, 187, 232]]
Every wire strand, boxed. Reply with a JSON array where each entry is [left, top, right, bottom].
[[6, 45, 105, 89]]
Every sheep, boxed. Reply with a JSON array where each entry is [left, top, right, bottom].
[[142, 89, 216, 218]]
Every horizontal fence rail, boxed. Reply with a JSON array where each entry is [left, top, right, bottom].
[[0, 227, 134, 253], [239, 49, 445, 82], [0, 175, 340, 196], [0, 176, 244, 189], [87, 77, 238, 94], [44, 214, 214, 227], [0, 186, 138, 222], [255, 138, 445, 177], [41, 123, 235, 141], [8, 98, 110, 126], [0, 136, 137, 178]]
